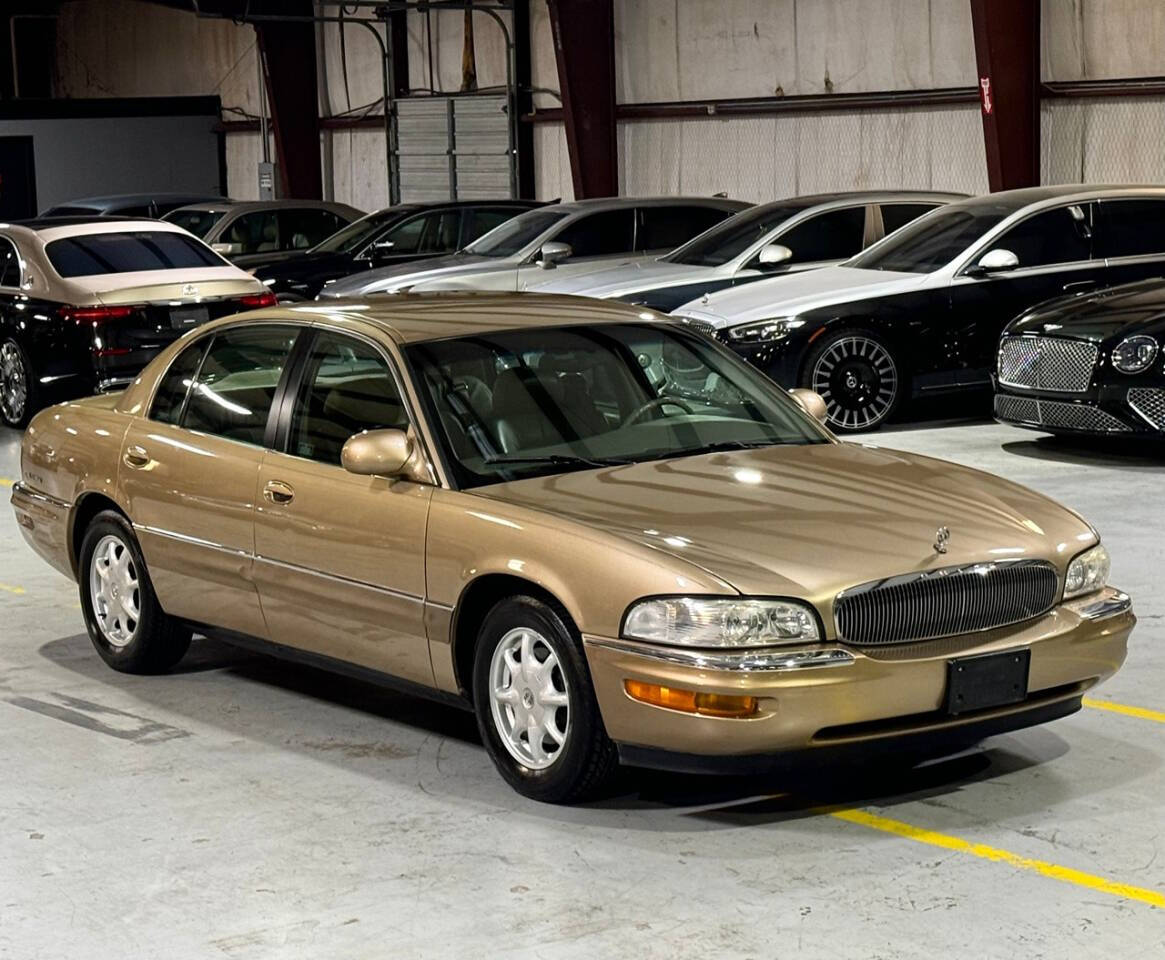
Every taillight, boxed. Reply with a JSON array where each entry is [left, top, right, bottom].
[[61, 305, 138, 324], [236, 291, 278, 308]]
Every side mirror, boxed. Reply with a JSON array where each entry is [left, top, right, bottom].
[[757, 242, 793, 267], [789, 387, 828, 424], [211, 242, 242, 256], [341, 428, 412, 477], [539, 241, 572, 268], [971, 247, 1019, 275]]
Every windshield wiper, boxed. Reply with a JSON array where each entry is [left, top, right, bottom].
[[484, 453, 634, 469], [681, 439, 779, 456]]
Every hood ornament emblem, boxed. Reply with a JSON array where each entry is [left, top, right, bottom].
[[181, 283, 198, 297], [933, 526, 950, 555]]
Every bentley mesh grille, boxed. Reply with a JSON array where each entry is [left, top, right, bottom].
[[1127, 388, 1165, 430], [995, 393, 1132, 433], [997, 336, 1098, 393], [834, 560, 1058, 647]]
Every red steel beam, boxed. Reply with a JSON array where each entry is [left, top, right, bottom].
[[546, 0, 618, 198], [970, 0, 1040, 191], [254, 4, 322, 200]]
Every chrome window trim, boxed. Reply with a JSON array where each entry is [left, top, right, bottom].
[[585, 636, 855, 672], [950, 198, 1102, 278], [0, 234, 24, 290]]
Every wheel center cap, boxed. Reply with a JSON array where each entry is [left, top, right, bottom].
[[521, 689, 535, 709], [845, 371, 858, 390]]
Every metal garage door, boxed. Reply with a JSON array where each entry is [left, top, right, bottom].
[[395, 95, 515, 202]]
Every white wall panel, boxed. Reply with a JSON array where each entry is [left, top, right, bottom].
[[1043, 0, 1165, 81], [534, 123, 574, 202], [1042, 97, 1165, 185], [329, 129, 392, 212]]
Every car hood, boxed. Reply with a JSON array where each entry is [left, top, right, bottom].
[[473, 442, 1091, 602], [524, 259, 704, 297], [319, 254, 498, 296], [672, 265, 925, 327], [1007, 277, 1165, 343]]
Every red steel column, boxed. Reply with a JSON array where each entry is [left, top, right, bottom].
[[970, 0, 1040, 191], [254, 4, 322, 200], [546, 0, 618, 198]]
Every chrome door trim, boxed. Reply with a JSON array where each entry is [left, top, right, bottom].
[[585, 637, 855, 672], [11, 481, 70, 509], [253, 553, 425, 605], [133, 523, 251, 558]]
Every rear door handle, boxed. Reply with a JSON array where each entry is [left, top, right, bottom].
[[123, 445, 150, 469], [263, 479, 295, 505]]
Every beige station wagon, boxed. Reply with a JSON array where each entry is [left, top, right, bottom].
[[11, 295, 1133, 802]]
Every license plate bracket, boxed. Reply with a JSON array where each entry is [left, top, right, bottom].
[[944, 649, 1030, 716], [171, 305, 209, 329]]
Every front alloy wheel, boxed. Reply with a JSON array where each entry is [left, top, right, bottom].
[[0, 339, 30, 428], [809, 332, 899, 432], [488, 626, 571, 769]]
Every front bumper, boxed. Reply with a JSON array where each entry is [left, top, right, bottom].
[[994, 384, 1165, 435], [582, 586, 1132, 767]]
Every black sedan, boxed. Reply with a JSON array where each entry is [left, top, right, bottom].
[[246, 199, 543, 301], [995, 277, 1165, 435], [673, 185, 1165, 432]]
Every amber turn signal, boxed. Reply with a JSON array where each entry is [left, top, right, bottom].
[[623, 680, 760, 718]]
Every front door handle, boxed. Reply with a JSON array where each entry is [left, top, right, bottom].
[[1062, 280, 1096, 292], [263, 479, 295, 505], [123, 445, 150, 469]]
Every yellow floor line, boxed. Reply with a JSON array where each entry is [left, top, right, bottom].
[[0, 582, 25, 595], [830, 808, 1165, 909], [0, 477, 12, 488], [1083, 697, 1165, 725]]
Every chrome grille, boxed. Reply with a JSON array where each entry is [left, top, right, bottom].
[[834, 560, 1058, 647], [677, 317, 718, 339], [1128, 387, 1165, 430], [998, 336, 1098, 393], [995, 393, 1132, 433]]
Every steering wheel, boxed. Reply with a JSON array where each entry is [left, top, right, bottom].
[[624, 396, 694, 427]]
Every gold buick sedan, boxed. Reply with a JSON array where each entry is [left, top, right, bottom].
[[11, 295, 1133, 802]]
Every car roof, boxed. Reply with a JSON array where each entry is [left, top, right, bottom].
[[948, 184, 1165, 215], [168, 199, 362, 214], [549, 196, 750, 213], [243, 293, 666, 345], [47, 192, 226, 208], [755, 190, 967, 209], [7, 218, 196, 242]]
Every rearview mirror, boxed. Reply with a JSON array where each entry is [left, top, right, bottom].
[[972, 248, 1019, 275], [539, 241, 572, 268], [758, 242, 793, 267], [789, 387, 828, 424], [341, 428, 412, 477], [211, 242, 242, 256]]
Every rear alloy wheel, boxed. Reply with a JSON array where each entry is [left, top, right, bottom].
[[806, 330, 900, 432], [472, 595, 617, 803], [0, 338, 34, 429]]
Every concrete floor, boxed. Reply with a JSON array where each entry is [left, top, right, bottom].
[[1, 414, 1162, 959]]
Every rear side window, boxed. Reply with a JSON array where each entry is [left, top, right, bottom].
[[554, 210, 635, 258], [1098, 200, 1165, 259], [278, 209, 345, 250], [221, 211, 279, 255], [150, 337, 211, 425], [637, 206, 729, 251], [46, 231, 223, 277], [180, 326, 299, 445], [164, 209, 225, 239], [879, 203, 940, 236], [463, 207, 521, 244], [767, 207, 867, 265], [0, 237, 21, 288]]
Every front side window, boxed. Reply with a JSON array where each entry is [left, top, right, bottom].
[[850, 203, 1017, 273], [0, 238, 21, 288], [315, 208, 415, 254], [879, 202, 940, 236], [46, 231, 224, 277], [163, 209, 226, 239], [464, 207, 523, 244], [221, 211, 280, 255], [288, 332, 409, 465], [994, 203, 1095, 268], [466, 209, 569, 258], [554, 210, 636, 258], [664, 202, 809, 267], [180, 326, 299, 445], [1097, 199, 1165, 259], [760, 207, 867, 266], [278, 209, 345, 250], [150, 337, 211, 425], [408, 323, 825, 489]]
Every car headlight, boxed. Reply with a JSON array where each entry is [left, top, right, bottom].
[[622, 596, 820, 648], [1064, 543, 1110, 599], [725, 317, 804, 344], [1111, 335, 1158, 374]]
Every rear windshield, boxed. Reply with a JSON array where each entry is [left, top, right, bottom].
[[46, 231, 225, 278], [164, 209, 226, 239]]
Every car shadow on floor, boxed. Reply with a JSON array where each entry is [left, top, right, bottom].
[[35, 632, 1157, 821], [1002, 435, 1165, 469]]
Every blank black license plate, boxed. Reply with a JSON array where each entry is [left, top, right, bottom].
[[171, 305, 209, 329], [944, 649, 1030, 715]]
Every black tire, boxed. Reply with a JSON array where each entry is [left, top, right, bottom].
[[78, 510, 192, 674], [0, 336, 37, 429], [800, 327, 903, 433], [472, 595, 618, 803]]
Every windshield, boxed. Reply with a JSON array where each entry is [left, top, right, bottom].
[[163, 208, 226, 239], [849, 203, 1016, 273], [46, 231, 225, 277], [465, 209, 569, 258], [313, 208, 409, 254], [407, 322, 826, 488], [665, 203, 806, 267]]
